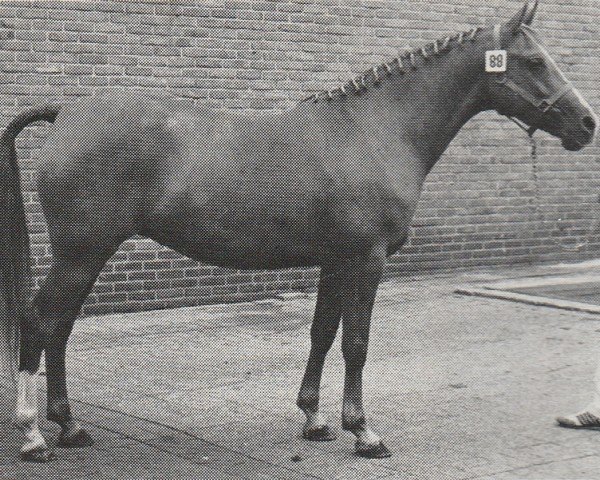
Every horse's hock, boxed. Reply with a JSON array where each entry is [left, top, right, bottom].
[[1, 0, 599, 316]]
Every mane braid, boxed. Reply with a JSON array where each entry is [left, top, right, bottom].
[[304, 26, 483, 103]]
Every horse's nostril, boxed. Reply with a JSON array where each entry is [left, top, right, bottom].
[[583, 116, 596, 133]]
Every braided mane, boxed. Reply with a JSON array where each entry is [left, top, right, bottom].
[[304, 26, 485, 103]]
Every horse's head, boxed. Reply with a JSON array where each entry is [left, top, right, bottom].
[[486, 0, 597, 151]]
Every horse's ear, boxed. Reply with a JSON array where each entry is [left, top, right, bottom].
[[506, 1, 537, 34], [522, 0, 539, 25]]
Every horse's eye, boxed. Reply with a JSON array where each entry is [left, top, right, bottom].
[[527, 57, 545, 69]]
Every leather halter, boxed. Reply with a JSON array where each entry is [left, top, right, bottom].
[[491, 24, 574, 136]]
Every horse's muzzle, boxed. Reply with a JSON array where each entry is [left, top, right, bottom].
[[560, 114, 597, 151], [561, 137, 586, 152]]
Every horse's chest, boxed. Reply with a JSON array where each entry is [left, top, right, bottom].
[[380, 196, 417, 241], [327, 187, 417, 254]]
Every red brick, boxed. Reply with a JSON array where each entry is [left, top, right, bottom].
[[1, 0, 598, 315]]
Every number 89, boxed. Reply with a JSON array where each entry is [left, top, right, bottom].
[[489, 54, 504, 69]]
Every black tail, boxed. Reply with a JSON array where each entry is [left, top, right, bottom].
[[0, 105, 60, 383]]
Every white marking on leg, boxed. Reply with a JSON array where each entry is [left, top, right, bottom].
[[355, 428, 382, 449], [304, 410, 327, 432], [15, 371, 47, 453]]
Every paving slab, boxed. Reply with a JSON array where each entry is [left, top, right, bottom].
[[3, 261, 600, 478]]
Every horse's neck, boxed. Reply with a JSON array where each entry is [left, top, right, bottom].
[[342, 41, 490, 173]]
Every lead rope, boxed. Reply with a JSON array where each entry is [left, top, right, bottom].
[[509, 117, 599, 252]]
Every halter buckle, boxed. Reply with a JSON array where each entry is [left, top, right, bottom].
[[539, 100, 551, 113]]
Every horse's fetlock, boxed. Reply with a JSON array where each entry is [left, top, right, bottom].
[[342, 403, 366, 431], [47, 399, 71, 425], [297, 392, 319, 413], [342, 417, 366, 432], [15, 408, 37, 429]]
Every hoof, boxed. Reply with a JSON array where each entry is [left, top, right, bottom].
[[355, 441, 392, 459], [20, 447, 56, 463], [302, 425, 337, 442], [58, 428, 95, 448]]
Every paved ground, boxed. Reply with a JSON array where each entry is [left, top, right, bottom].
[[4, 260, 600, 479]]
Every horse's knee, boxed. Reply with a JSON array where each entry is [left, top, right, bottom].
[[310, 339, 335, 359]]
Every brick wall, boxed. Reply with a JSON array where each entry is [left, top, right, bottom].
[[1, 0, 599, 315]]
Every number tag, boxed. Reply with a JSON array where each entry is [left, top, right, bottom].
[[486, 50, 507, 73]]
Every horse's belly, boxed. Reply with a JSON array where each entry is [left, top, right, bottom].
[[148, 221, 322, 270], [197, 246, 320, 270]]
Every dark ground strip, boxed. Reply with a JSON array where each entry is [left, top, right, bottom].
[[508, 282, 600, 305]]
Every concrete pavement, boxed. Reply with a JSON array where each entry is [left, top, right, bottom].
[[3, 261, 600, 479]]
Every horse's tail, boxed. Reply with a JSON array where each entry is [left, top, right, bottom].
[[0, 105, 61, 383]]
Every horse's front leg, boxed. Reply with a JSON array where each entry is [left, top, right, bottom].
[[297, 262, 344, 441], [340, 245, 391, 458]]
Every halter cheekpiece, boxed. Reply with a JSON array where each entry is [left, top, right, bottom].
[[491, 24, 575, 137]]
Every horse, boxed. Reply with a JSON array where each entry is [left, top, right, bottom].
[[0, 0, 597, 462]]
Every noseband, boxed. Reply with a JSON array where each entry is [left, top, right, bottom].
[[492, 24, 574, 136]]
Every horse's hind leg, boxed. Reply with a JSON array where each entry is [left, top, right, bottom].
[[16, 305, 47, 461], [44, 247, 118, 445], [16, 245, 116, 461], [297, 263, 343, 441]]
